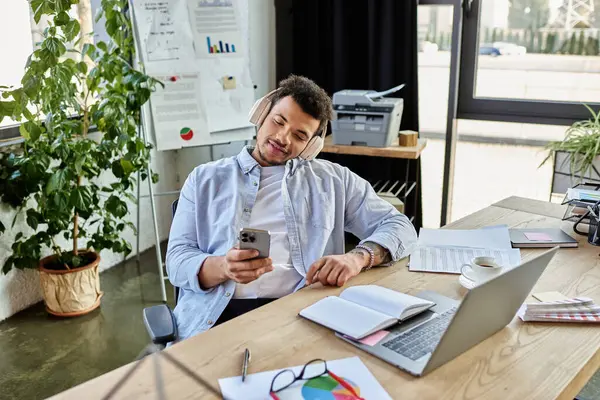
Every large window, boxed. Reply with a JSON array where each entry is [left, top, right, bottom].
[[0, 1, 35, 137], [0, 1, 100, 141], [418, 0, 596, 227], [458, 0, 600, 125], [418, 3, 455, 228]]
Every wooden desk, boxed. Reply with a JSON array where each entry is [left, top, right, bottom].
[[51, 198, 600, 400], [493, 196, 567, 220], [320, 136, 427, 159]]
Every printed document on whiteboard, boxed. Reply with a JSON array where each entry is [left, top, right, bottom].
[[146, 70, 210, 151], [132, 0, 195, 62], [189, 0, 244, 58]]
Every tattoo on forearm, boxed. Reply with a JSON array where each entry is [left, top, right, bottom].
[[361, 242, 393, 265]]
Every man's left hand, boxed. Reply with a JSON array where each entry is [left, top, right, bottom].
[[306, 252, 368, 287]]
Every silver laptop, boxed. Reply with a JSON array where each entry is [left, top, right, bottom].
[[338, 247, 558, 376]]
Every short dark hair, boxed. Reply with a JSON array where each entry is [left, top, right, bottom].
[[271, 75, 333, 137]]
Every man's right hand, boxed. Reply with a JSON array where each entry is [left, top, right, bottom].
[[222, 247, 274, 284]]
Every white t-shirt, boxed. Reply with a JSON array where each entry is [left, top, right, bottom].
[[234, 166, 303, 299]]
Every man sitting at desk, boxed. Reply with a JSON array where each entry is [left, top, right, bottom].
[[166, 75, 417, 340]]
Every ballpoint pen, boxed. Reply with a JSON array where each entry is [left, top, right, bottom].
[[242, 348, 251, 382]]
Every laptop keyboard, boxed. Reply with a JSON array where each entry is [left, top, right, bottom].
[[381, 308, 457, 361]]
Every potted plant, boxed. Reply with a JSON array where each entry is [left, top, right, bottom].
[[542, 105, 600, 185], [0, 0, 160, 316]]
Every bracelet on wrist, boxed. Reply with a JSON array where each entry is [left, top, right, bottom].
[[355, 244, 375, 271]]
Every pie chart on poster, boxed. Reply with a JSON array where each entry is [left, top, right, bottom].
[[180, 127, 194, 141], [276, 375, 361, 400]]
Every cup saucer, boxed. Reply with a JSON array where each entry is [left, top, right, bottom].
[[458, 274, 478, 290]]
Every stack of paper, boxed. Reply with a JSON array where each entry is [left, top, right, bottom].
[[566, 187, 600, 203], [218, 356, 392, 400], [409, 225, 521, 274], [518, 297, 600, 323]]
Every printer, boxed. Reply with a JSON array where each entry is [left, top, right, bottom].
[[331, 84, 404, 147]]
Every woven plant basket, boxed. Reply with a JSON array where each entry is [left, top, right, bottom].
[[39, 251, 103, 317]]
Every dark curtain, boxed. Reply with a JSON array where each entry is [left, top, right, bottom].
[[275, 0, 422, 228]]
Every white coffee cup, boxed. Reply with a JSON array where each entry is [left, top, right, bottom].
[[460, 256, 503, 283]]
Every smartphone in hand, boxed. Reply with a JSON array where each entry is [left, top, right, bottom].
[[238, 228, 270, 259]]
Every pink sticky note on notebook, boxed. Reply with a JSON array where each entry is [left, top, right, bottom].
[[359, 330, 390, 346], [524, 232, 553, 241]]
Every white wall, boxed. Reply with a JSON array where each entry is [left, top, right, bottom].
[[0, 0, 276, 322]]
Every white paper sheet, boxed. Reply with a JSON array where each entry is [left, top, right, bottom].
[[417, 225, 512, 249], [132, 0, 195, 62], [188, 0, 244, 58], [146, 70, 210, 150], [198, 58, 255, 132], [218, 356, 391, 400], [409, 246, 521, 274]]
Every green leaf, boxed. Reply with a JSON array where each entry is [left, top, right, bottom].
[[43, 37, 67, 58], [0, 101, 17, 119], [52, 193, 69, 213], [38, 48, 58, 67], [22, 107, 34, 121], [125, 221, 137, 235], [105, 17, 118, 37], [111, 241, 122, 253], [55, 0, 72, 12], [95, 8, 104, 23], [24, 55, 33, 69], [97, 41, 108, 53], [19, 124, 30, 140], [105, 195, 127, 218], [76, 61, 87, 74], [46, 170, 68, 195], [82, 43, 97, 59], [120, 159, 134, 175], [63, 20, 80, 42], [70, 189, 85, 211], [151, 172, 159, 184], [2, 257, 15, 274], [30, 0, 46, 23], [26, 210, 40, 230], [70, 187, 91, 211], [122, 240, 132, 256], [36, 231, 51, 247], [25, 122, 42, 142], [0, 220, 5, 234], [22, 74, 40, 97], [55, 11, 70, 26], [74, 156, 85, 175], [111, 160, 124, 178], [71, 256, 82, 268], [15, 232, 23, 241]]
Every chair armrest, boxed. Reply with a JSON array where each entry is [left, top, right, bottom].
[[143, 304, 177, 346]]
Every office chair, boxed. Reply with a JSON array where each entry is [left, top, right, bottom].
[[142, 199, 179, 348]]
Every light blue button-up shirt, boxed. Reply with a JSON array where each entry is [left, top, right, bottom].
[[166, 146, 417, 340]]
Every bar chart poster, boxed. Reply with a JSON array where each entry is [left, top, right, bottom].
[[206, 35, 236, 54], [189, 0, 244, 58]]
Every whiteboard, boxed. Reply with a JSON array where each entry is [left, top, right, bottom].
[[130, 0, 255, 151]]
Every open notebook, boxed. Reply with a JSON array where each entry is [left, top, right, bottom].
[[299, 285, 435, 340]]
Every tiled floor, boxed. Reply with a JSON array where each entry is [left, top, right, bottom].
[[0, 243, 598, 400], [0, 245, 175, 400]]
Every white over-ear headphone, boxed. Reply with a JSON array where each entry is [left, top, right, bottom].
[[248, 89, 326, 161]]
